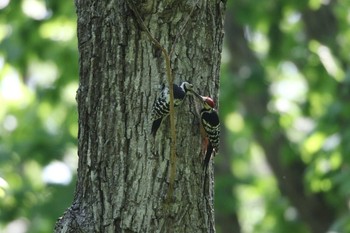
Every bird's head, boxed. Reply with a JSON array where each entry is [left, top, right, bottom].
[[181, 81, 194, 92], [202, 96, 215, 109], [180, 82, 201, 98]]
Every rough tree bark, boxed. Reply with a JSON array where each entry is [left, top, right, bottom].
[[55, 0, 226, 232]]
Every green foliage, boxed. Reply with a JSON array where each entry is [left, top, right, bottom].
[[0, 0, 77, 232], [217, 0, 350, 232]]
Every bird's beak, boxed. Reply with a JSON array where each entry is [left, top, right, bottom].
[[190, 90, 203, 101]]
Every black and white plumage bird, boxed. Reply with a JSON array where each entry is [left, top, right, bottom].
[[200, 96, 220, 192], [151, 81, 199, 136]]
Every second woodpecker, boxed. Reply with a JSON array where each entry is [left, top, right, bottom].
[[151, 81, 199, 136], [200, 96, 220, 180]]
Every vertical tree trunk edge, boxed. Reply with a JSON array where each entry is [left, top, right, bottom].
[[55, 1, 226, 232]]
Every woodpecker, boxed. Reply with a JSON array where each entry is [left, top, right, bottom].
[[151, 81, 199, 136], [200, 96, 220, 193]]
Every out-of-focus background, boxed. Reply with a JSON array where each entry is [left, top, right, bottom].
[[1, 1, 350, 233], [0, 0, 78, 232]]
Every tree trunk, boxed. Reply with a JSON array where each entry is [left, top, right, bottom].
[[55, 0, 226, 232]]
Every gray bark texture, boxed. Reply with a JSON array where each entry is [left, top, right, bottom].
[[55, 0, 226, 232]]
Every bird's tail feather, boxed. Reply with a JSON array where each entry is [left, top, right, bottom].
[[202, 143, 213, 195], [151, 118, 162, 137]]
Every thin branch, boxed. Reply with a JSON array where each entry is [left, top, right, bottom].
[[126, 0, 177, 202]]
